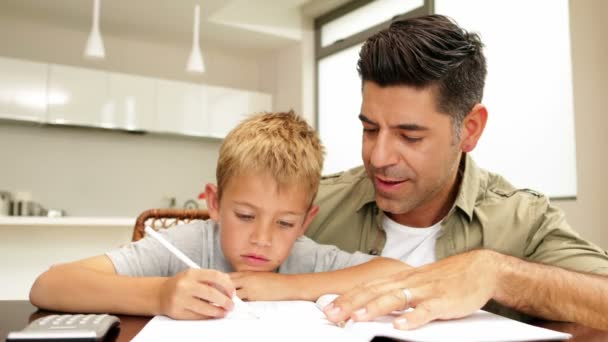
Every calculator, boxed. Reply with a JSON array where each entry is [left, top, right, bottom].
[[6, 314, 120, 341]]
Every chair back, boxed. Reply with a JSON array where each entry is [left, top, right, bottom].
[[132, 208, 209, 241]]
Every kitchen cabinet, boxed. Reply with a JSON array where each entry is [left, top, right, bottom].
[[1, 56, 272, 139], [0, 57, 48, 122], [155, 79, 207, 137], [47, 64, 112, 127], [205, 85, 272, 138], [108, 72, 156, 131]]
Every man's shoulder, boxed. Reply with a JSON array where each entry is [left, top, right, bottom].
[[320, 165, 369, 186], [316, 165, 374, 205], [478, 168, 548, 208]]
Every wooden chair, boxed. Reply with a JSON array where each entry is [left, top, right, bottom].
[[132, 208, 209, 242]]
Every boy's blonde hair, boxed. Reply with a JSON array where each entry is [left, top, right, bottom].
[[217, 111, 324, 203]]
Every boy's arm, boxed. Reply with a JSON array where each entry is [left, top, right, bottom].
[[231, 257, 410, 301], [29, 255, 235, 319]]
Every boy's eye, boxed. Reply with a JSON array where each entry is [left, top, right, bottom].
[[277, 220, 294, 229], [235, 213, 254, 221]]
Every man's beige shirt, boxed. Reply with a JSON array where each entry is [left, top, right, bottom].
[[306, 154, 608, 320]]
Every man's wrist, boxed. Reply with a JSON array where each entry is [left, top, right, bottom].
[[484, 249, 518, 304]]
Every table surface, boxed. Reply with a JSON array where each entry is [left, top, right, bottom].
[[1, 300, 607, 342]]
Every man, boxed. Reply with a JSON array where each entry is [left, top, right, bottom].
[[306, 14, 608, 331]]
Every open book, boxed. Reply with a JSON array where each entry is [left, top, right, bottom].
[[132, 294, 571, 342]]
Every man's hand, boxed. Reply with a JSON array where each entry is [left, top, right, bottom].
[[231, 272, 292, 301], [159, 268, 235, 320], [323, 249, 505, 330]]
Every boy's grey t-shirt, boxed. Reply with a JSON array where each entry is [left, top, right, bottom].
[[106, 219, 374, 276]]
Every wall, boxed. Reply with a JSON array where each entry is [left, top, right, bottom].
[[0, 121, 219, 216], [552, 0, 608, 249], [0, 10, 275, 217]]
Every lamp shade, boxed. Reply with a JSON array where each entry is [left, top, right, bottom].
[[84, 0, 105, 58], [187, 4, 205, 73]]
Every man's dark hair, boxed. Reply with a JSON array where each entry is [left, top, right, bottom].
[[357, 14, 487, 137]]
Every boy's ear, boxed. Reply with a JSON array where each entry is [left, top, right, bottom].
[[205, 183, 220, 221], [300, 205, 320, 235]]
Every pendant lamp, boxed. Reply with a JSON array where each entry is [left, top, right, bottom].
[[84, 0, 105, 58], [187, 4, 205, 73]]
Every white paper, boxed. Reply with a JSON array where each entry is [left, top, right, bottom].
[[132, 299, 571, 342]]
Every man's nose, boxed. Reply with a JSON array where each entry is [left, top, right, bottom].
[[249, 223, 272, 247], [370, 132, 399, 169]]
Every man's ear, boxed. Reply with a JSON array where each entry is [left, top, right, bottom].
[[205, 183, 220, 221], [460, 103, 488, 153], [300, 205, 320, 235]]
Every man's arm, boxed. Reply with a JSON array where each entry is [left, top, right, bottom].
[[29, 255, 235, 319], [231, 257, 410, 301], [323, 249, 608, 331], [495, 251, 608, 329]]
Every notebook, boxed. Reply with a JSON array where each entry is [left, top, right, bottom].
[[132, 294, 571, 342]]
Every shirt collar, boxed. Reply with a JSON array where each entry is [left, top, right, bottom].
[[452, 153, 481, 222], [355, 170, 377, 212]]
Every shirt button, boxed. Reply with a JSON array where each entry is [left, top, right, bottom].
[[369, 249, 379, 255]]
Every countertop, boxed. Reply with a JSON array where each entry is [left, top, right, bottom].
[[0, 216, 134, 227]]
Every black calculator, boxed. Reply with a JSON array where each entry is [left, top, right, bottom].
[[6, 314, 120, 341]]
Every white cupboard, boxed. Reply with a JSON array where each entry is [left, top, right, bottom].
[[108, 72, 156, 131], [155, 79, 207, 136], [0, 57, 273, 139], [206, 85, 272, 138], [0, 57, 48, 122], [47, 64, 111, 127]]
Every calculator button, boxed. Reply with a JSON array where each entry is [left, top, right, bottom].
[[79, 315, 93, 324], [39, 315, 58, 325], [67, 314, 82, 324], [53, 315, 70, 325]]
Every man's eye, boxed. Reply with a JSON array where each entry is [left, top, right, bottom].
[[363, 127, 377, 133], [402, 135, 422, 143], [277, 220, 294, 228], [236, 213, 254, 221]]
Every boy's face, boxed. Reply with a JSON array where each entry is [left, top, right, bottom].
[[206, 172, 318, 272]]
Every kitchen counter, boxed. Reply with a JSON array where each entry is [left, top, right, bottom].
[[0, 216, 134, 227]]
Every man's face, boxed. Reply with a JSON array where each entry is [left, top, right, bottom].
[[207, 172, 317, 272], [360, 81, 463, 226]]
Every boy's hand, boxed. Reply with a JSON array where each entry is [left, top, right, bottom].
[[159, 268, 235, 320], [231, 272, 292, 301]]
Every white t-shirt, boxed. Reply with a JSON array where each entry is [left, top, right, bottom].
[[381, 215, 442, 267]]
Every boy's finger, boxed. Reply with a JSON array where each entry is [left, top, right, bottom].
[[185, 300, 227, 319], [191, 283, 234, 310], [235, 288, 248, 301], [193, 269, 235, 296]]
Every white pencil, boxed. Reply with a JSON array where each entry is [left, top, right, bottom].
[[144, 226, 257, 318]]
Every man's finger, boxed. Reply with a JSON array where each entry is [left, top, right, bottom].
[[351, 287, 419, 322], [393, 301, 438, 330], [325, 280, 406, 322]]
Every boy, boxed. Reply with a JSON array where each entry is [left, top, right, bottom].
[[30, 111, 408, 320]]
